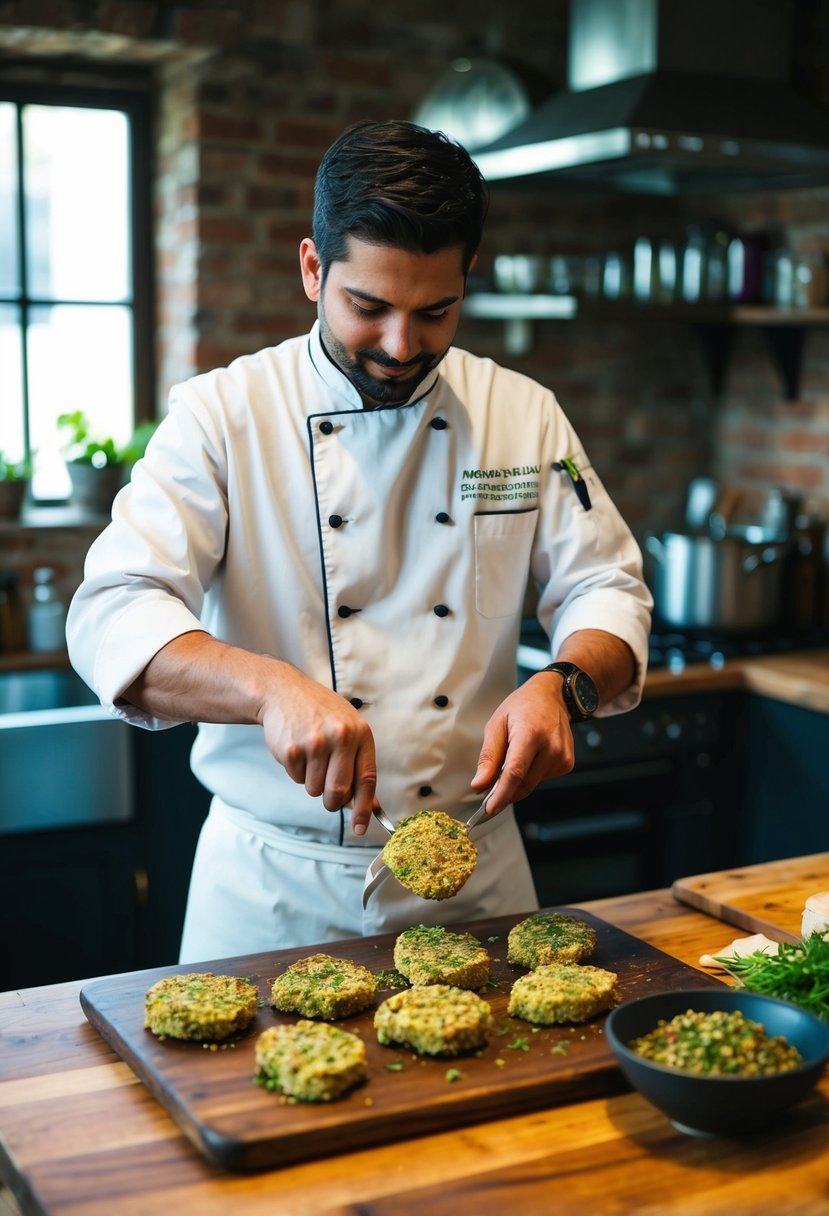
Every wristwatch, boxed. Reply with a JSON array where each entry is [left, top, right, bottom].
[[541, 662, 599, 722]]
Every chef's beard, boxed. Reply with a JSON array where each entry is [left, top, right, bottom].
[[318, 309, 449, 407]]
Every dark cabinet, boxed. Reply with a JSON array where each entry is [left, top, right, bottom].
[[736, 696, 829, 863], [0, 824, 140, 990], [514, 688, 744, 906], [132, 723, 212, 968], [1, 722, 210, 990]]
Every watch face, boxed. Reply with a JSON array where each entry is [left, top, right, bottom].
[[572, 671, 600, 716]]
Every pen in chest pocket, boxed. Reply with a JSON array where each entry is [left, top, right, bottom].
[[552, 456, 593, 511]]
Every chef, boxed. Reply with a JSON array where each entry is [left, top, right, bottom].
[[66, 119, 652, 961]]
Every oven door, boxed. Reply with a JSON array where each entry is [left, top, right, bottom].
[[515, 752, 724, 906]]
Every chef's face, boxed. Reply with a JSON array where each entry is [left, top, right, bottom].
[[300, 235, 471, 407]]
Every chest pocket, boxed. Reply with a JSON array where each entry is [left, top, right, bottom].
[[473, 509, 539, 619]]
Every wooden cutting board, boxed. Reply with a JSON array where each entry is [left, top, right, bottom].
[[672, 853, 829, 942], [80, 906, 722, 1172]]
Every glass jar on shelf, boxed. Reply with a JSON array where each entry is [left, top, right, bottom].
[[602, 249, 631, 300], [679, 224, 705, 304], [793, 253, 828, 309]]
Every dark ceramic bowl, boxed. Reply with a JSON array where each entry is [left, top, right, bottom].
[[605, 988, 829, 1137]]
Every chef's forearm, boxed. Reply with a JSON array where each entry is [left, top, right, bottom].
[[120, 630, 285, 725], [553, 628, 636, 707], [123, 629, 378, 821]]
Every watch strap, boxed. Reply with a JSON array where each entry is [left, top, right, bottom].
[[540, 661, 596, 721], [542, 662, 580, 679]]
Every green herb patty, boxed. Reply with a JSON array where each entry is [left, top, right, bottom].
[[144, 972, 259, 1042], [255, 1020, 367, 1101], [507, 913, 597, 969], [382, 811, 477, 901], [393, 924, 490, 988], [508, 963, 618, 1025], [375, 984, 493, 1056], [270, 953, 377, 1020]]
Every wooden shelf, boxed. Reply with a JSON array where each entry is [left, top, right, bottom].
[[464, 294, 829, 324], [463, 292, 578, 320], [0, 648, 70, 673], [587, 301, 829, 324], [462, 294, 829, 397]]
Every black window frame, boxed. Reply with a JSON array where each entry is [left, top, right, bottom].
[[0, 79, 154, 502]]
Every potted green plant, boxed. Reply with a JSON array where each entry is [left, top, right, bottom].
[[0, 453, 31, 520], [58, 411, 158, 513]]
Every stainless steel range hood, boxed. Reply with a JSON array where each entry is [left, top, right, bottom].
[[473, 0, 829, 194]]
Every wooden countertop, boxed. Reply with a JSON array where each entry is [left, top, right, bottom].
[[2, 866, 828, 1216], [644, 647, 829, 714]]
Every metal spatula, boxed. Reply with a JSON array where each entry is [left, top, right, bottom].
[[362, 789, 494, 908]]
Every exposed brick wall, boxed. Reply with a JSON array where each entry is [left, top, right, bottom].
[[0, 0, 827, 612], [0, 518, 104, 648]]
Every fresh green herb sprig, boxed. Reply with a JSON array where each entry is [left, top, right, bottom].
[[714, 931, 829, 1021]]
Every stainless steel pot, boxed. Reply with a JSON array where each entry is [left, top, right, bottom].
[[645, 531, 788, 631]]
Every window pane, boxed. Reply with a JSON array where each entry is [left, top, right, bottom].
[[0, 303, 24, 461], [0, 103, 20, 296], [27, 303, 133, 500], [23, 106, 130, 302]]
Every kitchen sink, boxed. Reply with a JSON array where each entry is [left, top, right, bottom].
[[0, 667, 100, 714], [0, 668, 134, 834]]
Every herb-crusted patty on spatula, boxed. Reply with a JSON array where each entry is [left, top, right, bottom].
[[382, 811, 477, 900]]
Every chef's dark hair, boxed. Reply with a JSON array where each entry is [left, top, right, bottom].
[[312, 119, 488, 278]]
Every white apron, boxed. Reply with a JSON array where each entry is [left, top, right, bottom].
[[179, 795, 539, 961]]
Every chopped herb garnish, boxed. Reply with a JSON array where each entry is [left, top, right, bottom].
[[445, 1068, 463, 1082], [715, 931, 829, 1021], [374, 969, 408, 989], [507, 1037, 530, 1052]]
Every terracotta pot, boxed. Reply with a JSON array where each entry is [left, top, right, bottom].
[[67, 462, 125, 514], [0, 479, 26, 520]]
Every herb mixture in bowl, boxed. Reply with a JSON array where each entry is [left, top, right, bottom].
[[629, 1007, 803, 1076], [605, 989, 829, 1136]]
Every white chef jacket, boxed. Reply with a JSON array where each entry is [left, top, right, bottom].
[[67, 321, 652, 960]]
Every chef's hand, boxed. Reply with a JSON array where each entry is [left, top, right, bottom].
[[471, 629, 636, 815], [257, 663, 379, 834], [121, 631, 379, 834], [470, 676, 575, 816]]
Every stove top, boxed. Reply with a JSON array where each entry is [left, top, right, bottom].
[[648, 625, 829, 672], [518, 619, 829, 676]]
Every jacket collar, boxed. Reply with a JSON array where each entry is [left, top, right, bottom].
[[307, 320, 442, 411]]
